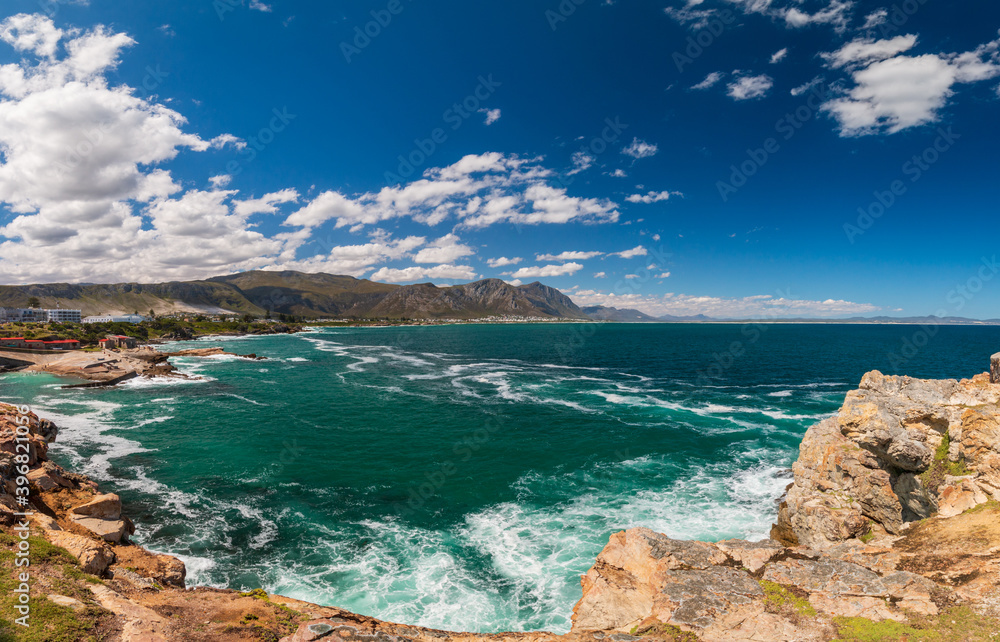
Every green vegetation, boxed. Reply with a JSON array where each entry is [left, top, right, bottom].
[[965, 499, 1000, 514], [0, 534, 110, 642], [859, 521, 876, 544], [759, 580, 817, 617], [833, 606, 1000, 641], [628, 622, 700, 641], [0, 316, 304, 347], [920, 434, 971, 495]]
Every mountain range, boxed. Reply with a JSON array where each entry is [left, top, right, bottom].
[[0, 271, 589, 320], [2, 271, 999, 324]]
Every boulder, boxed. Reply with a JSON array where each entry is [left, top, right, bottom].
[[715, 538, 785, 573], [70, 493, 122, 520], [70, 515, 132, 543], [45, 530, 115, 575]]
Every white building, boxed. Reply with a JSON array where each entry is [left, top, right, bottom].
[[82, 314, 147, 324], [46, 309, 82, 323]]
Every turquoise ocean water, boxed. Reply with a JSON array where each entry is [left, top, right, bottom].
[[2, 323, 998, 633]]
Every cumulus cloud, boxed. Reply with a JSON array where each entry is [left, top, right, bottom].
[[505, 263, 584, 279], [821, 35, 1000, 136], [783, 0, 852, 32], [535, 250, 603, 261], [284, 152, 620, 231], [567, 150, 594, 175], [621, 138, 658, 159], [770, 48, 789, 64], [861, 9, 887, 30], [666, 0, 854, 33], [593, 271, 607, 278], [610, 245, 647, 259], [234, 189, 300, 216], [413, 233, 475, 264], [479, 108, 501, 125], [609, 169, 627, 178], [822, 34, 918, 69], [370, 263, 477, 283], [264, 232, 425, 277], [727, 73, 774, 100], [486, 256, 521, 268], [692, 71, 724, 90], [567, 290, 881, 318], [249, 1, 273, 12], [626, 190, 680, 204]]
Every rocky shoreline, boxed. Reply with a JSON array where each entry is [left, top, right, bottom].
[[2, 368, 1000, 640]]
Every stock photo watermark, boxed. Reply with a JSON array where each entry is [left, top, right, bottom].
[[844, 127, 959, 244], [671, 10, 737, 73], [384, 74, 501, 185], [716, 82, 829, 202], [11, 404, 35, 628], [340, 0, 415, 63], [886, 255, 997, 369]]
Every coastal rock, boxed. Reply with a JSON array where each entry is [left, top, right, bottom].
[[715, 538, 785, 573], [775, 370, 1000, 548], [71, 493, 123, 520], [71, 515, 132, 542], [46, 529, 116, 575]]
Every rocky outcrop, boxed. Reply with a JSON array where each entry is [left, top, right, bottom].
[[774, 371, 1000, 549]]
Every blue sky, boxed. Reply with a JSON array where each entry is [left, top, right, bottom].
[[0, 0, 998, 318]]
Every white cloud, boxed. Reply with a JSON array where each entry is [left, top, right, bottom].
[[536, 250, 603, 261], [822, 35, 918, 69], [593, 271, 607, 278], [624, 274, 639, 279], [770, 48, 789, 64], [656, 272, 671, 278], [861, 9, 887, 30], [727, 74, 774, 100], [567, 150, 594, 175], [609, 169, 627, 178], [783, 0, 852, 32], [790, 76, 824, 96], [479, 108, 501, 125], [621, 138, 658, 159], [568, 290, 880, 318], [233, 189, 300, 216], [0, 14, 287, 283], [692, 71, 724, 90], [626, 190, 680, 204], [370, 263, 477, 283], [822, 35, 1000, 136], [0, 13, 63, 58], [249, 1, 273, 12], [486, 256, 521, 268], [506, 263, 584, 279], [413, 233, 475, 264], [284, 152, 619, 230], [610, 245, 647, 259], [666, 0, 854, 34], [274, 232, 425, 277]]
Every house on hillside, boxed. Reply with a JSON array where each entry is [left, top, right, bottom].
[[0, 337, 28, 348], [100, 335, 139, 349], [83, 314, 146, 324]]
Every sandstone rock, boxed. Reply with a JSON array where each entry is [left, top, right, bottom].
[[26, 467, 59, 492], [47, 594, 86, 610], [991, 352, 999, 384], [33, 512, 61, 531], [155, 553, 187, 588], [776, 371, 1000, 548], [71, 515, 132, 542], [70, 493, 123, 520], [655, 567, 764, 629], [45, 529, 115, 575], [715, 538, 785, 573], [936, 478, 988, 517]]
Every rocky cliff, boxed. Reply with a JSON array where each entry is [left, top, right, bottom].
[[2, 369, 1000, 641]]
